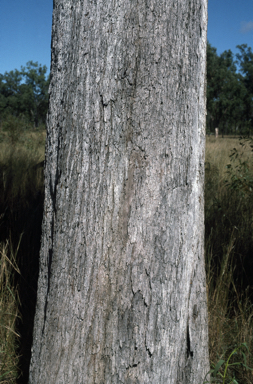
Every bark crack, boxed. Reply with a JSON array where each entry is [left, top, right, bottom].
[[186, 321, 193, 358], [42, 133, 61, 335], [146, 345, 153, 358], [126, 362, 140, 370], [186, 270, 195, 359]]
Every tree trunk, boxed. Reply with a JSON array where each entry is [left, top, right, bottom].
[[29, 0, 209, 383]]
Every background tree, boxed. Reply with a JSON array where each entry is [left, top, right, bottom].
[[206, 42, 247, 135], [20, 61, 50, 127], [236, 44, 253, 135], [0, 69, 23, 120], [29, 1, 209, 383], [0, 62, 49, 126]]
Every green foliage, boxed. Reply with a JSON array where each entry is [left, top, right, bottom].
[[206, 42, 253, 135], [0, 62, 49, 127], [203, 343, 253, 384], [236, 45, 253, 136], [236, 45, 253, 96]]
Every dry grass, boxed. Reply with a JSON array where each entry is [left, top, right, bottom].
[[0, 241, 21, 383], [0, 120, 45, 383], [206, 135, 252, 171]]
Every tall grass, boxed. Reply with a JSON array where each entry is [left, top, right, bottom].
[[0, 117, 45, 383], [0, 240, 21, 383], [1, 118, 253, 383], [205, 136, 253, 383]]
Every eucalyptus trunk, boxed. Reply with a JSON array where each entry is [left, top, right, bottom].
[[29, 0, 209, 383]]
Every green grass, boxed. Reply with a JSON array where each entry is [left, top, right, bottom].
[[0, 118, 253, 383]]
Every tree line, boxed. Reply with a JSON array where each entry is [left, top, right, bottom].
[[207, 42, 253, 136], [0, 43, 253, 134], [0, 61, 49, 127]]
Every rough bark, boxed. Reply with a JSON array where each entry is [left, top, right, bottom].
[[29, 0, 209, 383]]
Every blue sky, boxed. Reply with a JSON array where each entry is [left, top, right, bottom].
[[0, 0, 252, 75]]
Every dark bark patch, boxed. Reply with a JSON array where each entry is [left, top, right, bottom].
[[186, 323, 194, 358]]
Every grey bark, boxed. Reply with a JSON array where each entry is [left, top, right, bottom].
[[29, 0, 209, 383]]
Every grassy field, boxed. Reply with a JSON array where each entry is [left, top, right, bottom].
[[0, 121, 253, 383]]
